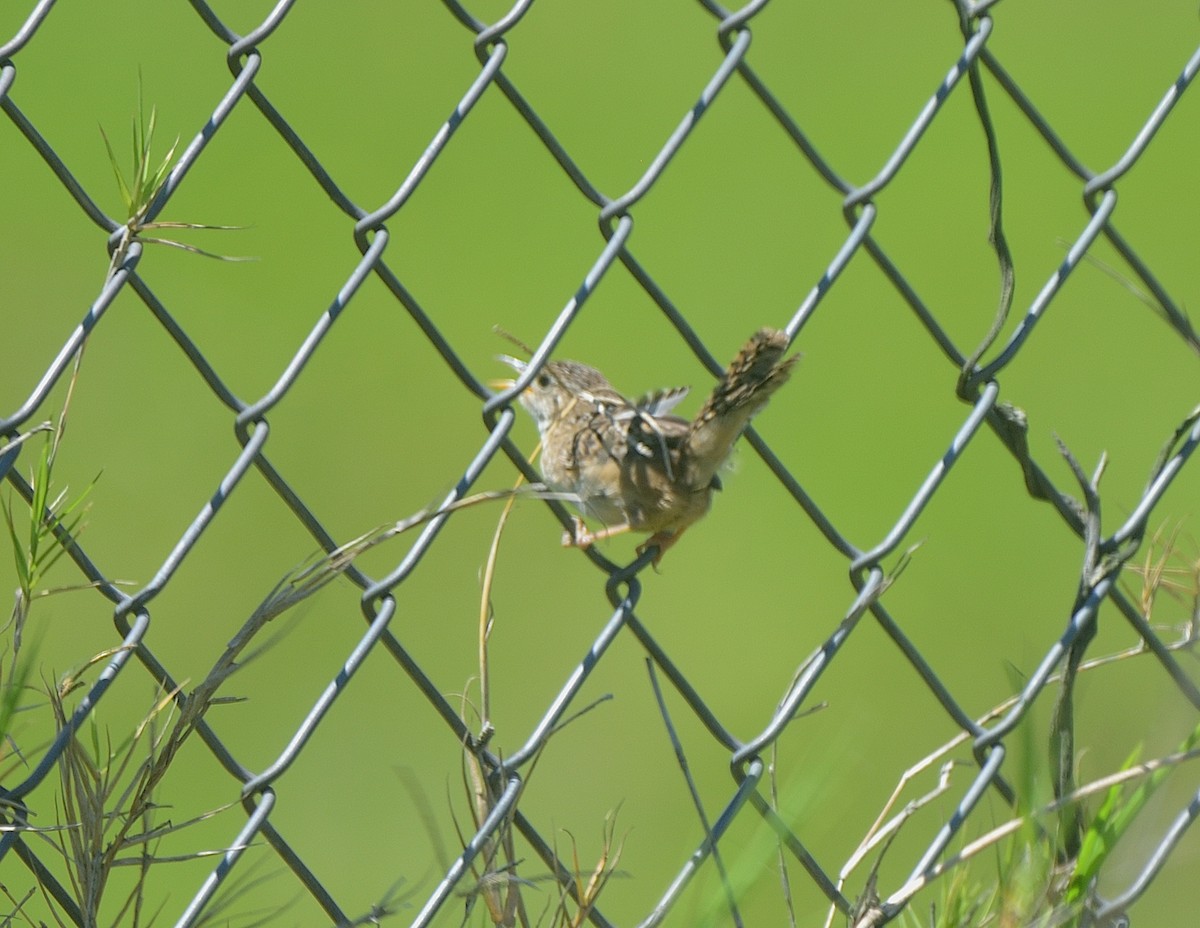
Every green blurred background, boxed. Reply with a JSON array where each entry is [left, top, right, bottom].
[[3, 1, 1200, 925]]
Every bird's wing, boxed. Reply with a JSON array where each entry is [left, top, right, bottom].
[[624, 410, 690, 481], [634, 385, 691, 418]]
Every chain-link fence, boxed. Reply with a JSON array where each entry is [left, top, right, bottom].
[[3, 2, 1200, 926]]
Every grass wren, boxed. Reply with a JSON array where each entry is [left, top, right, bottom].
[[499, 327, 798, 563]]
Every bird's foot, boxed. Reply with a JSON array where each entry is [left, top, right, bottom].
[[562, 517, 633, 549], [636, 530, 685, 569]]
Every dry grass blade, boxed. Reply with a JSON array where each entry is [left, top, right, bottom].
[[451, 690, 525, 927], [255, 484, 571, 628], [841, 615, 1200, 927], [478, 470, 530, 736], [132, 233, 254, 262], [545, 814, 626, 928], [1, 422, 53, 456]]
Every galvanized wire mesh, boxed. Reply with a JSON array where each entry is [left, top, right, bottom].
[[3, 1, 1200, 926]]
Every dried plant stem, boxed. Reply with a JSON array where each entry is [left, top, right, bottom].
[[478, 461, 535, 736]]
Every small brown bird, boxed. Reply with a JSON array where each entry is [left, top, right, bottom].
[[499, 328, 798, 563]]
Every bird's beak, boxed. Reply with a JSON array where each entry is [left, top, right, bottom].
[[489, 355, 527, 392]]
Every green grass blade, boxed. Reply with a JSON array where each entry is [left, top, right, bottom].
[[0, 642, 38, 743], [99, 124, 134, 214], [2, 492, 32, 593], [1068, 716, 1200, 904]]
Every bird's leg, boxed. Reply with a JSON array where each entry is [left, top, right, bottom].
[[562, 517, 634, 548]]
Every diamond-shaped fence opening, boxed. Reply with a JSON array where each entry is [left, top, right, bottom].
[[2, 2, 1200, 926]]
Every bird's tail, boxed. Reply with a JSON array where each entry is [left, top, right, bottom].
[[684, 328, 798, 487]]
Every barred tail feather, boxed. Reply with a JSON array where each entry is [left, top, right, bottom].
[[684, 328, 798, 488]]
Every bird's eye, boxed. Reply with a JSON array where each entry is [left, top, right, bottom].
[[536, 373, 552, 388]]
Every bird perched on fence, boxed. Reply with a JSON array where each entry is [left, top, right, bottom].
[[497, 327, 798, 563]]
